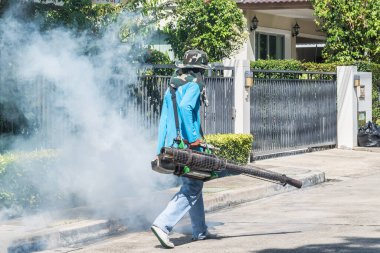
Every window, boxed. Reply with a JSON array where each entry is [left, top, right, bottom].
[[255, 32, 285, 60]]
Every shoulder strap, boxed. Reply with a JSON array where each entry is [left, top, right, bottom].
[[170, 85, 206, 144], [199, 123, 205, 140], [170, 86, 182, 142]]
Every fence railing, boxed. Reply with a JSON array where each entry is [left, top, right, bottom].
[[251, 69, 337, 80], [124, 75, 170, 137]]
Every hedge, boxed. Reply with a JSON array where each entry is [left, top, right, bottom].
[[143, 48, 173, 76], [205, 133, 253, 164], [301, 62, 337, 72], [250, 60, 380, 124], [250, 59, 303, 71], [0, 150, 56, 216]]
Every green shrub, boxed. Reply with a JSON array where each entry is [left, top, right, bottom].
[[205, 133, 253, 164], [251, 60, 302, 79], [251, 59, 302, 71], [144, 48, 172, 65], [143, 48, 173, 76], [301, 62, 338, 72], [0, 150, 56, 214]]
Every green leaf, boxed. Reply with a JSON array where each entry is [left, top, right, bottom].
[[163, 0, 247, 61], [311, 0, 380, 63]]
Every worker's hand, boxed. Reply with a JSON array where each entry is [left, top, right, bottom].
[[189, 139, 202, 148]]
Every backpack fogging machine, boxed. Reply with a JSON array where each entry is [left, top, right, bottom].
[[151, 85, 302, 189], [152, 144, 302, 189]]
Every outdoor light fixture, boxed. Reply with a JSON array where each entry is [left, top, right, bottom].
[[250, 16, 259, 32], [354, 75, 362, 98], [292, 22, 300, 37], [245, 71, 254, 88], [354, 74, 361, 87], [359, 86, 365, 99]]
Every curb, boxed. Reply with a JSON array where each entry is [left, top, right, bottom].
[[7, 220, 127, 253], [7, 171, 325, 253], [353, 147, 380, 153], [204, 171, 325, 212]]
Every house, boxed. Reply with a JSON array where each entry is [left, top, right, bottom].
[[236, 0, 326, 62], [150, 0, 326, 62], [26, 0, 326, 62]]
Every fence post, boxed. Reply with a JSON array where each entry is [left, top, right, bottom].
[[337, 66, 358, 149], [224, 59, 250, 134]]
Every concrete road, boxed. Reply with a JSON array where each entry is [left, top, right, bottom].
[[58, 152, 380, 253]]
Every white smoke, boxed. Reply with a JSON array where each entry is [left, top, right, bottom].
[[0, 2, 175, 241]]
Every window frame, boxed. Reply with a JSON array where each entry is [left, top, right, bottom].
[[255, 32, 285, 60], [253, 27, 292, 60]]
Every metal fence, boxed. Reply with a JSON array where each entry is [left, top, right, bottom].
[[0, 65, 235, 148], [123, 74, 170, 137], [250, 70, 337, 158], [0, 76, 78, 149], [127, 65, 235, 136]]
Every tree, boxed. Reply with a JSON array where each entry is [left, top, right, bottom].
[[37, 0, 128, 32], [0, 0, 132, 33], [31, 1, 155, 41], [0, 0, 9, 16], [164, 0, 247, 62], [312, 0, 380, 63]]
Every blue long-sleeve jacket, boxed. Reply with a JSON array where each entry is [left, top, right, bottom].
[[156, 82, 201, 155]]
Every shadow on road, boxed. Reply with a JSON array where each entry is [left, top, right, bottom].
[[253, 236, 380, 253], [168, 231, 301, 247]]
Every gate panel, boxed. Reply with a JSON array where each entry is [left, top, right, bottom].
[[203, 73, 235, 134], [250, 70, 337, 156]]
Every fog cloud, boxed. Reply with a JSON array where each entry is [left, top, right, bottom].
[[0, 4, 174, 245]]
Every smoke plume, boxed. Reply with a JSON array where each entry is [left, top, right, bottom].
[[0, 2, 174, 242]]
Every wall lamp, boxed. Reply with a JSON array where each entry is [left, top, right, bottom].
[[250, 16, 259, 32], [354, 75, 361, 87], [292, 22, 300, 37], [354, 74, 362, 99], [245, 71, 254, 88]]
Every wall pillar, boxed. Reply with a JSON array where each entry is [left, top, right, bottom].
[[224, 59, 251, 134], [337, 66, 357, 149], [337, 66, 372, 149]]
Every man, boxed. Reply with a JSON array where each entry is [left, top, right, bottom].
[[151, 49, 209, 249]]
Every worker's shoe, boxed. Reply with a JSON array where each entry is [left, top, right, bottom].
[[151, 225, 175, 249], [192, 230, 211, 241]]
